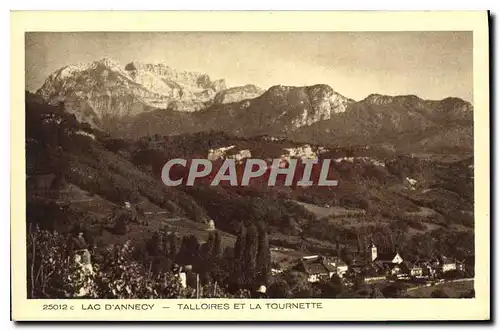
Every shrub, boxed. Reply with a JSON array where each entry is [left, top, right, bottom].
[[267, 279, 291, 298], [26, 226, 250, 299]]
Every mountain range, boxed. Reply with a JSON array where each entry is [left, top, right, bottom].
[[26, 58, 475, 267], [34, 58, 473, 154]]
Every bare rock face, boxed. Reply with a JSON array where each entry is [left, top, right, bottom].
[[36, 58, 228, 127], [251, 84, 355, 130], [213, 84, 265, 104], [292, 84, 353, 127], [291, 92, 473, 152], [124, 61, 227, 102]]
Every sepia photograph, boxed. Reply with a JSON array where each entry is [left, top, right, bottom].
[[11, 10, 490, 321], [24, 29, 477, 300]]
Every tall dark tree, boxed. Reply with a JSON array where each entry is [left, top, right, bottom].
[[198, 242, 212, 285], [200, 230, 224, 284], [212, 231, 222, 259], [256, 223, 271, 285], [146, 232, 162, 257], [340, 247, 353, 266], [243, 223, 258, 286], [112, 213, 129, 235], [167, 232, 181, 259], [267, 280, 291, 298], [177, 235, 200, 267], [282, 271, 312, 298], [205, 231, 216, 258], [233, 223, 247, 285], [321, 274, 343, 298], [335, 235, 341, 258]]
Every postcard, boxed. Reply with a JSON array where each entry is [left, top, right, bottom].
[[11, 10, 490, 321]]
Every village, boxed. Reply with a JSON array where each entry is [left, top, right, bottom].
[[270, 243, 474, 288]]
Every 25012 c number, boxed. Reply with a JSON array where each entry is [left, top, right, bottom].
[[42, 304, 68, 310]]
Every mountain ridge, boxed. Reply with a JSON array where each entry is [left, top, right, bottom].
[[34, 58, 473, 154], [37, 58, 232, 125]]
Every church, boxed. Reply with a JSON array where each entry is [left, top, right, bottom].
[[369, 244, 406, 276]]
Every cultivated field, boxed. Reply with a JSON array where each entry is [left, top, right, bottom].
[[406, 279, 474, 298]]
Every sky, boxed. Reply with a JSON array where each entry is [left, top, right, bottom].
[[25, 31, 473, 102]]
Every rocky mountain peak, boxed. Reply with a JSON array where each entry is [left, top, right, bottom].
[[363, 93, 423, 106], [255, 84, 354, 128], [213, 84, 265, 104], [95, 57, 121, 68], [438, 97, 473, 112], [362, 93, 473, 117], [36, 59, 234, 127], [124, 61, 227, 92]]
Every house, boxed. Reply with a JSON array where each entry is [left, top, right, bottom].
[[324, 257, 349, 278], [271, 268, 283, 276], [363, 275, 387, 284], [348, 259, 366, 276], [293, 256, 331, 283], [456, 260, 466, 272], [361, 263, 388, 284], [409, 263, 423, 277], [293, 255, 347, 283], [395, 262, 412, 279], [206, 219, 216, 231], [405, 177, 418, 190], [439, 256, 457, 273], [390, 264, 405, 277], [407, 259, 432, 278], [428, 256, 459, 276]]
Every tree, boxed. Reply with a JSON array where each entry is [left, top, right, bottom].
[[340, 247, 353, 266], [150, 256, 173, 276], [267, 279, 291, 298], [177, 235, 200, 267], [166, 232, 181, 258], [206, 230, 222, 260], [323, 274, 343, 298], [243, 224, 258, 286], [256, 224, 271, 285], [200, 230, 224, 284], [233, 223, 247, 285], [112, 213, 129, 235], [282, 271, 312, 298], [26, 221, 254, 299], [212, 231, 222, 260], [146, 232, 162, 257]]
